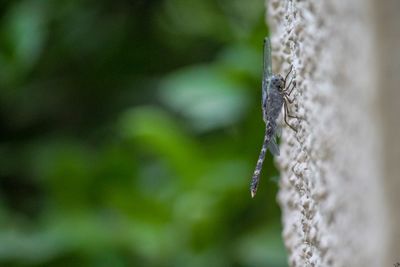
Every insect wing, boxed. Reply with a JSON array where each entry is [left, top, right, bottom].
[[262, 37, 273, 117], [268, 134, 280, 156], [262, 37, 273, 91], [263, 37, 273, 81], [275, 125, 282, 138]]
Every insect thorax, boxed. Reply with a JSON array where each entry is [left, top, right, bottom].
[[265, 75, 285, 124], [270, 75, 285, 91]]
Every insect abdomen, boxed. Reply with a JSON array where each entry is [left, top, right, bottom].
[[250, 126, 275, 198]]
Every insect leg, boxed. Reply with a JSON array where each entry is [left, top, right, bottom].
[[250, 133, 270, 198], [284, 97, 300, 119], [284, 77, 294, 91], [284, 94, 295, 104], [283, 100, 298, 132], [283, 65, 293, 87], [284, 80, 296, 96]]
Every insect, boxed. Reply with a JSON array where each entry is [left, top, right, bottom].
[[250, 37, 298, 198]]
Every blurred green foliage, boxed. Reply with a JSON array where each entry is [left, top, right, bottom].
[[0, 0, 287, 266]]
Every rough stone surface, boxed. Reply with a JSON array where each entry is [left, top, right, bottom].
[[266, 0, 394, 266]]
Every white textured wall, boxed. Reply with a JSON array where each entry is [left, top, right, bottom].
[[267, 0, 400, 266]]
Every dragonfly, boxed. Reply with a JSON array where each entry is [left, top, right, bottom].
[[250, 37, 298, 198]]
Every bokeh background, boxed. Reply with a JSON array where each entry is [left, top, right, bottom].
[[0, 1, 287, 266]]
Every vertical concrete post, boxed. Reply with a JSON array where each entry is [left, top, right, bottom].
[[267, 0, 399, 266]]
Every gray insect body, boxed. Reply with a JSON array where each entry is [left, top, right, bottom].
[[264, 76, 285, 130], [250, 38, 297, 198]]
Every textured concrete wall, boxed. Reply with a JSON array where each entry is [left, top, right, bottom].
[[267, 0, 399, 266]]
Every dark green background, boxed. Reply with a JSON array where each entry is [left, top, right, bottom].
[[0, 1, 287, 266]]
